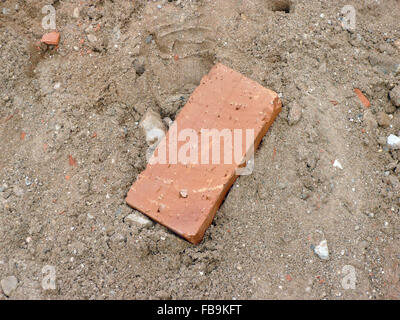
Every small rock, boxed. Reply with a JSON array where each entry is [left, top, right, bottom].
[[376, 112, 390, 128], [25, 177, 32, 186], [140, 109, 166, 147], [378, 136, 387, 146], [389, 86, 400, 107], [287, 102, 302, 126], [163, 117, 173, 128], [87, 34, 97, 43], [278, 182, 287, 190], [179, 190, 188, 198], [133, 58, 146, 76], [369, 54, 400, 75], [111, 232, 126, 244], [384, 102, 397, 114], [387, 175, 399, 187], [1, 276, 18, 296], [363, 110, 378, 130], [314, 240, 330, 260], [388, 134, 400, 150], [125, 212, 154, 229], [333, 160, 343, 170], [394, 40, 400, 52]]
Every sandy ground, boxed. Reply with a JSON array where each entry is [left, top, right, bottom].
[[1, 0, 400, 300]]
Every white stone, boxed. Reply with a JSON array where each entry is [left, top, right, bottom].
[[125, 212, 154, 229], [333, 160, 343, 170], [314, 240, 330, 260], [140, 109, 166, 147], [387, 134, 400, 150]]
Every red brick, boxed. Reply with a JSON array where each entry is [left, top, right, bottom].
[[41, 32, 60, 46], [126, 63, 282, 244], [354, 88, 371, 108]]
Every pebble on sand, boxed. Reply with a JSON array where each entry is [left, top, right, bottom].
[[387, 134, 400, 150], [314, 240, 330, 260], [140, 109, 166, 147], [287, 102, 302, 126], [333, 160, 343, 170], [125, 212, 154, 229], [389, 85, 400, 107]]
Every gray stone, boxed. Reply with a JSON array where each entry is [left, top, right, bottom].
[[87, 34, 97, 43], [384, 102, 397, 114], [376, 112, 390, 128], [389, 86, 400, 107], [125, 212, 154, 229], [287, 102, 302, 126], [369, 54, 400, 75], [363, 110, 378, 130], [1, 276, 18, 296]]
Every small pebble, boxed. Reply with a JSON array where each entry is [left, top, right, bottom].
[[314, 240, 329, 260], [376, 112, 390, 128], [179, 190, 188, 198], [287, 102, 302, 126], [333, 160, 343, 170], [389, 85, 400, 107], [87, 34, 97, 43], [125, 212, 154, 229], [388, 134, 400, 150]]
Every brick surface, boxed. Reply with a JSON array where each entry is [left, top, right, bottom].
[[126, 63, 282, 244]]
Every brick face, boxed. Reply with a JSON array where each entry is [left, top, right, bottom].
[[126, 63, 282, 244]]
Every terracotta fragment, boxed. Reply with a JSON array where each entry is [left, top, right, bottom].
[[40, 32, 60, 46], [126, 63, 282, 244], [354, 88, 371, 108]]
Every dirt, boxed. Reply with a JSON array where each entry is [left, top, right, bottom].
[[1, 0, 400, 300]]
